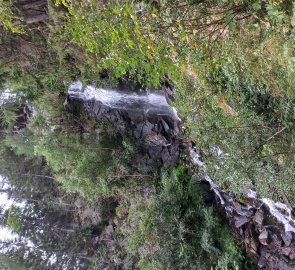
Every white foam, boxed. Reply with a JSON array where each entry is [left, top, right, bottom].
[[262, 198, 295, 233], [68, 81, 173, 112]]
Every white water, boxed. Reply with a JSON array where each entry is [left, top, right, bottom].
[[69, 81, 295, 233], [69, 80, 295, 232], [190, 149, 295, 233], [68, 81, 181, 119], [261, 198, 295, 233], [0, 88, 17, 105], [69, 81, 168, 106]]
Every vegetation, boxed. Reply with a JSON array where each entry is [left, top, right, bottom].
[[0, 0, 294, 269], [0, 142, 94, 269], [116, 166, 251, 270], [48, 0, 295, 202], [0, 0, 23, 33], [34, 132, 132, 198], [171, 1, 295, 202], [0, 124, 252, 269]]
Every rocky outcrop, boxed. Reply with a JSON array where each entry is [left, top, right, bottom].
[[84, 100, 185, 171], [192, 150, 295, 270], [67, 82, 186, 172], [68, 82, 295, 269]]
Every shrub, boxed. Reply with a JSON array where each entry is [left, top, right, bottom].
[[117, 166, 253, 270], [34, 132, 131, 199]]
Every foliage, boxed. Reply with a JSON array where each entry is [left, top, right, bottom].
[[54, 0, 179, 87], [0, 101, 253, 269], [0, 140, 56, 203], [6, 206, 23, 232], [172, 1, 295, 202], [34, 132, 131, 199], [0, 0, 23, 33], [0, 140, 111, 270], [117, 166, 253, 270], [0, 103, 18, 128], [0, 25, 82, 101], [0, 254, 26, 270], [4, 129, 36, 159], [1, 0, 294, 268], [50, 0, 295, 202]]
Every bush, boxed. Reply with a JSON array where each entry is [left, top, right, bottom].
[[34, 132, 132, 199], [117, 166, 253, 270]]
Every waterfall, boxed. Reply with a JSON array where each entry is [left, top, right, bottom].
[[190, 148, 295, 233], [68, 80, 295, 268], [68, 81, 177, 117], [69, 80, 295, 234]]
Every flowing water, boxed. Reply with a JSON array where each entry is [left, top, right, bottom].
[[190, 149, 295, 233], [68, 81, 180, 120], [69, 80, 295, 233]]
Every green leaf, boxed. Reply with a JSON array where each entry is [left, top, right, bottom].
[[127, 39, 135, 48], [252, 1, 261, 11]]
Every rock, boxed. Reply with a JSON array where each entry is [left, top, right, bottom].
[[281, 232, 293, 246], [145, 133, 168, 146], [140, 123, 154, 138], [259, 230, 269, 245], [281, 247, 292, 256], [195, 170, 295, 269], [67, 84, 185, 172], [289, 250, 295, 260], [234, 216, 249, 228], [254, 209, 264, 225]]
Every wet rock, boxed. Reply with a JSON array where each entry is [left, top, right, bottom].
[[234, 216, 249, 228], [254, 209, 264, 225], [200, 176, 295, 269], [281, 232, 293, 246], [190, 146, 295, 269], [68, 81, 295, 270], [259, 230, 269, 245], [67, 83, 184, 172]]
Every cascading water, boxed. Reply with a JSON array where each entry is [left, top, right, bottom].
[[68, 81, 295, 269], [190, 149, 295, 233], [190, 146, 295, 269], [68, 81, 181, 121]]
